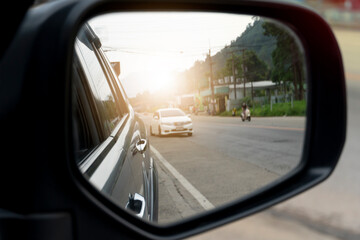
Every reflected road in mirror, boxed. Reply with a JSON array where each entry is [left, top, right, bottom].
[[74, 12, 307, 225], [143, 115, 305, 223]]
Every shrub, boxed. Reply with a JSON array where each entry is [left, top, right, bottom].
[[219, 100, 306, 117]]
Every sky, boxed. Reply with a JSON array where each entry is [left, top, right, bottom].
[[89, 12, 254, 97]]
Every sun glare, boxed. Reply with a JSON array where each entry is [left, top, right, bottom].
[[143, 58, 177, 93], [148, 71, 175, 93], [90, 12, 254, 98]]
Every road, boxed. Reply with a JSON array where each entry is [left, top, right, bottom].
[[139, 115, 305, 224], [138, 28, 360, 239], [189, 28, 360, 240]]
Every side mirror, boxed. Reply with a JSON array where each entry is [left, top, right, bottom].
[[153, 116, 159, 120], [2, 1, 345, 240]]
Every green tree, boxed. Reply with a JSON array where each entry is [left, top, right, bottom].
[[243, 50, 269, 100], [178, 18, 276, 95], [243, 50, 269, 82], [221, 54, 242, 78], [218, 50, 268, 99], [262, 22, 305, 100]]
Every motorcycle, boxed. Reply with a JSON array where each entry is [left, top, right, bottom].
[[241, 108, 251, 122]]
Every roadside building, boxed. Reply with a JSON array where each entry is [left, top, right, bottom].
[[228, 80, 278, 110], [176, 94, 195, 112], [196, 75, 304, 113], [200, 86, 229, 113]]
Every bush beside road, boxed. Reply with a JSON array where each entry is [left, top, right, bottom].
[[219, 100, 306, 117]]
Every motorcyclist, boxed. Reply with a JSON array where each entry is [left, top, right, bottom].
[[241, 102, 247, 115], [241, 102, 251, 121]]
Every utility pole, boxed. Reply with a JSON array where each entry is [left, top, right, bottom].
[[226, 50, 238, 100], [241, 48, 246, 98], [232, 52, 237, 100], [209, 49, 215, 115], [227, 47, 246, 100]]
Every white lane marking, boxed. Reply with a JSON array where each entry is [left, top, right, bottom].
[[150, 146, 215, 210]]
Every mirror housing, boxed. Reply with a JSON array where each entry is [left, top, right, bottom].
[[0, 0, 346, 240]]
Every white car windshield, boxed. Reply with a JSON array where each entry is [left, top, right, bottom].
[[160, 109, 185, 118]]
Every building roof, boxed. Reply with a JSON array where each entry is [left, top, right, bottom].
[[200, 86, 229, 97], [228, 80, 277, 89]]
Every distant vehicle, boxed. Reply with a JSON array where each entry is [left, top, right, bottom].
[[150, 108, 193, 136]]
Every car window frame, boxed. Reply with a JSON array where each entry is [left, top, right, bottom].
[[73, 36, 130, 173], [97, 48, 130, 117], [72, 60, 103, 163], [75, 37, 122, 136]]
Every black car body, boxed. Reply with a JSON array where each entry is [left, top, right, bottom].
[[72, 23, 158, 222]]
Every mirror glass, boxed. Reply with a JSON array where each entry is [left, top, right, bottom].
[[72, 12, 307, 225]]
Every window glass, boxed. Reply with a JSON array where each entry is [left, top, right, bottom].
[[72, 64, 101, 162], [98, 49, 128, 115], [73, 91, 95, 161], [160, 109, 185, 118], [76, 37, 121, 136]]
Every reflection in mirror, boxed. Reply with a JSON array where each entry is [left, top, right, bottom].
[[72, 12, 307, 225]]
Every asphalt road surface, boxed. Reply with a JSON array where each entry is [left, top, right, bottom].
[[139, 115, 305, 224], [189, 28, 360, 240], [137, 28, 360, 239]]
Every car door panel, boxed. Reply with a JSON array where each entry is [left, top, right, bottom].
[[74, 30, 146, 216], [106, 117, 139, 210]]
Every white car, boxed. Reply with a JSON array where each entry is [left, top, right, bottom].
[[150, 108, 193, 136]]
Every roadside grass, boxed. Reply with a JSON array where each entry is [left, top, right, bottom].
[[219, 100, 306, 117]]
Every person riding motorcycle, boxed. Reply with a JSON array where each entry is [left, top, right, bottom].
[[241, 102, 247, 115], [241, 102, 251, 121]]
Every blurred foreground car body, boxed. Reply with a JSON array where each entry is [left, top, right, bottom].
[[73, 23, 158, 222]]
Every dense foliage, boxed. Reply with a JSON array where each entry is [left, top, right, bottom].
[[262, 22, 305, 100], [176, 18, 276, 94]]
